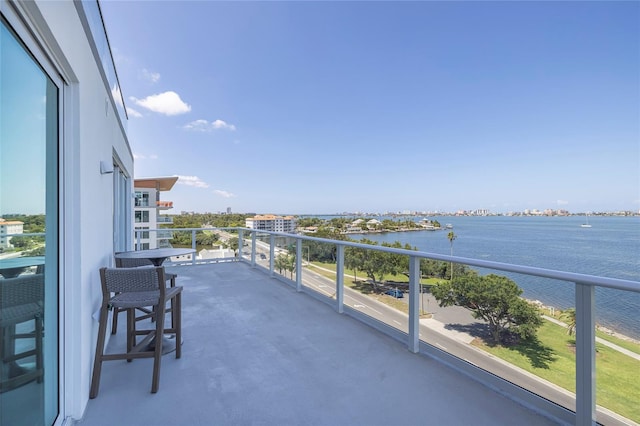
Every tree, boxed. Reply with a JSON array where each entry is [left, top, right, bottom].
[[285, 254, 295, 278], [226, 237, 240, 256], [432, 273, 542, 344], [274, 254, 289, 275], [196, 231, 219, 246], [560, 308, 576, 336], [447, 231, 457, 280], [345, 246, 366, 282]]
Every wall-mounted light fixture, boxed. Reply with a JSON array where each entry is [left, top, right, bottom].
[[100, 160, 114, 174]]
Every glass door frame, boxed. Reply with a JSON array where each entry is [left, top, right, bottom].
[[0, 3, 65, 425]]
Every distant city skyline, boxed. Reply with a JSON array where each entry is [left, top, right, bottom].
[[180, 207, 635, 217], [100, 1, 639, 215]]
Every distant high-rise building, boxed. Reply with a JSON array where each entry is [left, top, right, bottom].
[[227, 207, 232, 214]]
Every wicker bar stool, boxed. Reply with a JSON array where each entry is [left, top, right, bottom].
[[0, 274, 44, 392], [112, 254, 178, 335], [90, 266, 182, 397]]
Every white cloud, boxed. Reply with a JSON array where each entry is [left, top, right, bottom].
[[176, 175, 209, 188], [556, 200, 569, 205], [184, 119, 236, 132], [212, 119, 236, 131], [127, 107, 143, 118], [131, 91, 191, 116], [141, 68, 161, 83], [183, 119, 209, 131], [111, 85, 124, 106], [214, 189, 236, 198], [133, 153, 158, 160]]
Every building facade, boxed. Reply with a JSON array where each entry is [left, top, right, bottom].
[[133, 176, 178, 250], [0, 1, 134, 424], [245, 214, 297, 233], [0, 219, 23, 249]]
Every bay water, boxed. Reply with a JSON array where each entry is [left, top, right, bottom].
[[339, 215, 640, 340]]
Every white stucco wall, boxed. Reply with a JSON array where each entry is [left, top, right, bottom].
[[2, 1, 134, 422]]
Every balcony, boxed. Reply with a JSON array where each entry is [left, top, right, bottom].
[[155, 230, 174, 240], [156, 216, 173, 224], [81, 228, 639, 425], [80, 260, 563, 426], [156, 201, 174, 210]]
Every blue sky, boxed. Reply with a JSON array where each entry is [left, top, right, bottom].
[[100, 1, 639, 215]]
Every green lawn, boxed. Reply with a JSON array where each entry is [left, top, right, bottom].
[[304, 261, 640, 422], [596, 332, 640, 355], [474, 321, 640, 423]]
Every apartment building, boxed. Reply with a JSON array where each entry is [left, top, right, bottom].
[[134, 176, 178, 250], [245, 214, 297, 233], [0, 218, 23, 249]]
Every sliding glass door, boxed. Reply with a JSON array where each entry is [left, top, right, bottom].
[[0, 16, 59, 426]]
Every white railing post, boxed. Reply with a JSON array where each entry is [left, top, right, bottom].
[[575, 282, 596, 426], [296, 238, 302, 291], [191, 229, 197, 265], [336, 245, 344, 314], [408, 256, 420, 353], [238, 229, 244, 262], [269, 234, 275, 276], [251, 231, 257, 266]]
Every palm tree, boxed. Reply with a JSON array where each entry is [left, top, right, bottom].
[[560, 308, 577, 336], [447, 231, 457, 280]]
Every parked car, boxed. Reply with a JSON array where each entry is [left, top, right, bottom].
[[385, 289, 404, 298]]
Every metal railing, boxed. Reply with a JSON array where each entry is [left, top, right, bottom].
[[138, 227, 640, 425]]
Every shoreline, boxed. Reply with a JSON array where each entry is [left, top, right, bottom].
[[528, 299, 640, 345]]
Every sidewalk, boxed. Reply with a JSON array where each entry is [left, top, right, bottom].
[[543, 315, 640, 361]]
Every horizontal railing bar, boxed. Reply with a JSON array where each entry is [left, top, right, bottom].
[[138, 226, 640, 294]]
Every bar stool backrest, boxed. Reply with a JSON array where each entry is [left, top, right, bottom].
[[100, 266, 161, 295], [0, 274, 44, 312]]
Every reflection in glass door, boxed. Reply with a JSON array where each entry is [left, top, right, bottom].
[[0, 17, 59, 426]]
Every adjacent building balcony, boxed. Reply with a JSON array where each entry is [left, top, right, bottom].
[[156, 201, 174, 210], [155, 230, 174, 240], [156, 216, 173, 224]]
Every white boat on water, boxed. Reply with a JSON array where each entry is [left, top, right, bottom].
[[581, 214, 592, 228], [445, 224, 453, 229]]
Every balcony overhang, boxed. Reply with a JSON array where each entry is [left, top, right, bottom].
[[134, 176, 179, 192]]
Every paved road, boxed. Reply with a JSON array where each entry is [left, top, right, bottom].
[[295, 265, 632, 426]]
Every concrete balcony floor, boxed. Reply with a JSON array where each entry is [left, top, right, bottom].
[[79, 262, 560, 426]]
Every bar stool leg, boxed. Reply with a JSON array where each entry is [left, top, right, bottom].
[[90, 305, 110, 399]]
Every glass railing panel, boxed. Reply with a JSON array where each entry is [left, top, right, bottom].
[[422, 268, 580, 417], [299, 240, 337, 300], [249, 231, 269, 265], [595, 287, 640, 424], [267, 233, 296, 281], [337, 244, 410, 333], [79, 1, 128, 131], [168, 230, 193, 250]]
